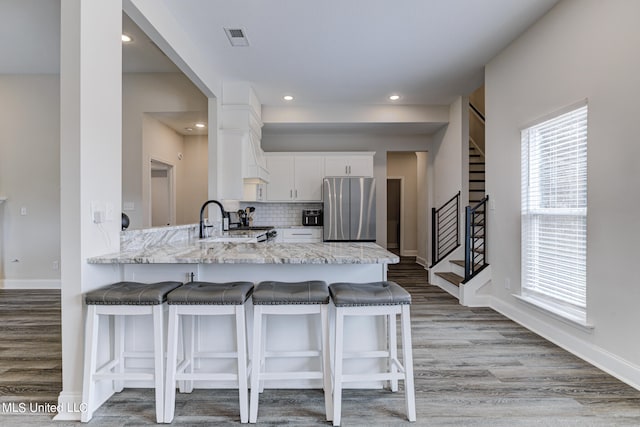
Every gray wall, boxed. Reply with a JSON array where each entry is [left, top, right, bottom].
[[486, 0, 640, 386], [0, 75, 60, 286]]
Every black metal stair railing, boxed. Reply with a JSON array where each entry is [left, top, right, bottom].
[[431, 191, 460, 267], [464, 195, 489, 282]]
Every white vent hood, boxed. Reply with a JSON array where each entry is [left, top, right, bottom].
[[218, 84, 270, 200]]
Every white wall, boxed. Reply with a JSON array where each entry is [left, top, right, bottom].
[[0, 75, 60, 287], [486, 0, 640, 387], [387, 152, 418, 256], [262, 132, 432, 247], [122, 72, 207, 229], [180, 134, 208, 224], [416, 152, 428, 266], [431, 97, 466, 208]]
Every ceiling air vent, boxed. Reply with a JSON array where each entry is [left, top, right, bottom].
[[224, 28, 249, 47]]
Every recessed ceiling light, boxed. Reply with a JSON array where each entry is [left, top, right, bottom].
[[184, 127, 193, 132], [389, 95, 400, 101], [121, 34, 133, 43], [194, 123, 206, 128], [283, 95, 294, 101]]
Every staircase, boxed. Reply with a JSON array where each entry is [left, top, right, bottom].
[[430, 89, 490, 307]]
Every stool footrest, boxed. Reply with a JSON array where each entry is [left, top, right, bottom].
[[193, 351, 239, 359], [175, 373, 238, 382], [94, 372, 155, 382], [260, 371, 324, 381], [122, 351, 155, 359], [343, 350, 390, 359], [264, 350, 321, 358], [340, 372, 407, 383]]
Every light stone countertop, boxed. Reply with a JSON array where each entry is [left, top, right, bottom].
[[87, 241, 399, 265]]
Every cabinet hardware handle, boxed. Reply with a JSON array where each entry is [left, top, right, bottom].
[[348, 165, 351, 174], [295, 189, 298, 198], [345, 165, 348, 174], [290, 189, 293, 198]]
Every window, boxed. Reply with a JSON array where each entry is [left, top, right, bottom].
[[521, 103, 588, 323]]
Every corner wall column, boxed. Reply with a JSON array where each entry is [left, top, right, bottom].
[[57, 0, 123, 420]]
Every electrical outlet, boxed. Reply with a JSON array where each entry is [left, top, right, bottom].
[[20, 207, 27, 216], [93, 210, 104, 224], [52, 261, 59, 271], [504, 277, 511, 290]]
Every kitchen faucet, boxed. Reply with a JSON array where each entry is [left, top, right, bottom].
[[199, 200, 229, 238]]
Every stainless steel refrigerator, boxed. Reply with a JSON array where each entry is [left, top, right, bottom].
[[323, 177, 376, 241]]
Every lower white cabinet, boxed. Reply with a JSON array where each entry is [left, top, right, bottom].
[[281, 228, 322, 243]]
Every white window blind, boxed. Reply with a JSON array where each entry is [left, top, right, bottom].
[[521, 104, 587, 322]]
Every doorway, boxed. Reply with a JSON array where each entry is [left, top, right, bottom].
[[387, 178, 402, 252], [150, 159, 174, 227]]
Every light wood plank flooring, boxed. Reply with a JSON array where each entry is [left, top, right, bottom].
[[1, 260, 640, 425]]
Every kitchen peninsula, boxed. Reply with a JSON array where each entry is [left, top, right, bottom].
[[86, 225, 399, 389]]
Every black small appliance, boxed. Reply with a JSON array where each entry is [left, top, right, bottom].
[[302, 209, 323, 226]]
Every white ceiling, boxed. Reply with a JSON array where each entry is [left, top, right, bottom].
[[0, 0, 559, 134], [162, 0, 559, 106]]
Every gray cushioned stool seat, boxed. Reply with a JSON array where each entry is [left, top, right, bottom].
[[167, 281, 254, 305], [329, 281, 411, 307], [85, 281, 182, 306], [253, 281, 329, 305]]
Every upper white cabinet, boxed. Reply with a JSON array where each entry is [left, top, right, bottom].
[[324, 152, 374, 177], [265, 154, 324, 202]]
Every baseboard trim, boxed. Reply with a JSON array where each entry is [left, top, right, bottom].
[[490, 296, 640, 391], [52, 391, 84, 421], [416, 256, 428, 268], [1, 279, 61, 289], [401, 249, 418, 257]]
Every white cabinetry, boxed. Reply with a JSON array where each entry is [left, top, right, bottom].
[[324, 153, 374, 177], [282, 228, 322, 243], [243, 183, 265, 202], [265, 154, 324, 202]]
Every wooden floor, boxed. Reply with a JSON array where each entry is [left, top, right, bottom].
[[2, 260, 640, 425]]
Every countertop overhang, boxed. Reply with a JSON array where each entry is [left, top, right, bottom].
[[88, 241, 399, 265]]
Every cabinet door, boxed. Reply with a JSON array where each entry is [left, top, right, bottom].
[[266, 155, 294, 201], [324, 157, 349, 176], [294, 156, 324, 201], [347, 156, 374, 177]]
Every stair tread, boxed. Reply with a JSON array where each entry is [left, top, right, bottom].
[[451, 259, 484, 270], [435, 272, 464, 286]]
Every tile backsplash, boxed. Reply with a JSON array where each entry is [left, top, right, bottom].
[[239, 202, 322, 227]]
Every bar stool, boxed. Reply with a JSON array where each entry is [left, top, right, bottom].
[[329, 281, 416, 426], [164, 281, 254, 423], [81, 281, 182, 423], [249, 280, 332, 423]]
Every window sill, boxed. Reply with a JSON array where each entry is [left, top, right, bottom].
[[513, 294, 594, 333]]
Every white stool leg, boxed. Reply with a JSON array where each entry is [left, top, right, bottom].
[[332, 308, 344, 427], [388, 312, 398, 392], [400, 305, 416, 422], [164, 305, 180, 423], [152, 305, 165, 423], [81, 305, 99, 423], [259, 314, 267, 393], [320, 304, 333, 421], [113, 315, 125, 392], [180, 314, 195, 393], [249, 305, 263, 423], [236, 305, 249, 423]]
